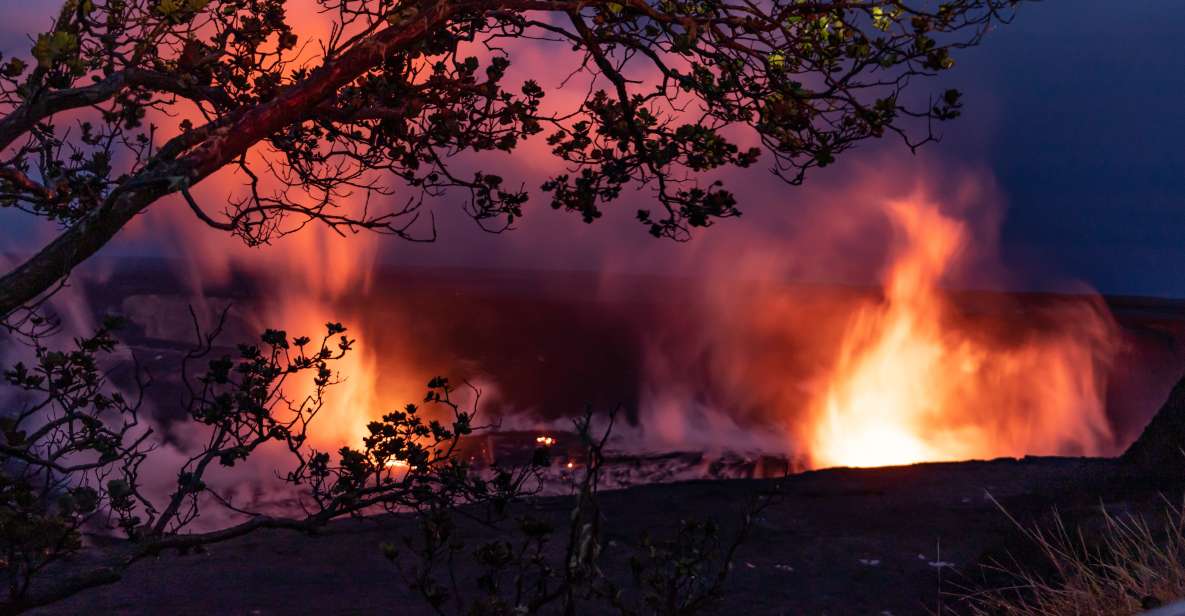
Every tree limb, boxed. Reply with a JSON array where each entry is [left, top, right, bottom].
[[0, 0, 457, 317]]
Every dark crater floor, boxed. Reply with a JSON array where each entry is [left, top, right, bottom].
[[30, 456, 1185, 615]]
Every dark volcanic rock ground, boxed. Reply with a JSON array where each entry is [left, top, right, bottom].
[[30, 457, 1184, 615]]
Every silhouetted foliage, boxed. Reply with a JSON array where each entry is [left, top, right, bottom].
[[0, 309, 771, 614], [0, 0, 1020, 610], [0, 0, 1020, 316], [0, 312, 496, 611], [392, 410, 772, 615], [0, 314, 146, 601]]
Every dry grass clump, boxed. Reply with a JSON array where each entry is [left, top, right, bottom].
[[962, 496, 1185, 615]]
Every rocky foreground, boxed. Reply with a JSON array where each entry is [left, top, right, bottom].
[[30, 456, 1183, 615]]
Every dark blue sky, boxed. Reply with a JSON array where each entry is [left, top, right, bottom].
[[946, 0, 1185, 296], [1, 1, 1183, 296]]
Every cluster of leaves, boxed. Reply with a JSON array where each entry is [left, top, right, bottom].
[[140, 314, 356, 536], [0, 473, 97, 602], [0, 314, 149, 604], [293, 376, 535, 522], [0, 0, 1021, 317], [0, 307, 775, 615], [0, 309, 543, 613], [392, 410, 772, 615], [505, 0, 1013, 239], [0, 0, 255, 222]]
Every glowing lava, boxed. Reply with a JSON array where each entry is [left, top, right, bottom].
[[805, 197, 1116, 468]]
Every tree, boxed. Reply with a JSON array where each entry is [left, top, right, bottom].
[[0, 0, 1024, 611], [0, 0, 1018, 317], [0, 312, 770, 613], [0, 312, 534, 611], [394, 409, 776, 615]]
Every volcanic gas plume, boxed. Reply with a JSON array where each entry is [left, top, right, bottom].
[[804, 198, 1116, 468], [116, 0, 1124, 472], [140, 178, 1124, 474]]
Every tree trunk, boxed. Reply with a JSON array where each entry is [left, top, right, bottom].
[[0, 191, 155, 317]]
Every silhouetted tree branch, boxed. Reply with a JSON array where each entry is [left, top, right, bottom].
[[0, 309, 533, 613], [0, 0, 1019, 317], [394, 406, 777, 615]]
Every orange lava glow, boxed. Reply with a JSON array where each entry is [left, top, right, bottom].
[[134, 1, 427, 453], [804, 197, 1116, 468], [112, 2, 1120, 472]]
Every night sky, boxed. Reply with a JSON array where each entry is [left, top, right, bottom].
[[1, 1, 1183, 297], [948, 1, 1185, 297]]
